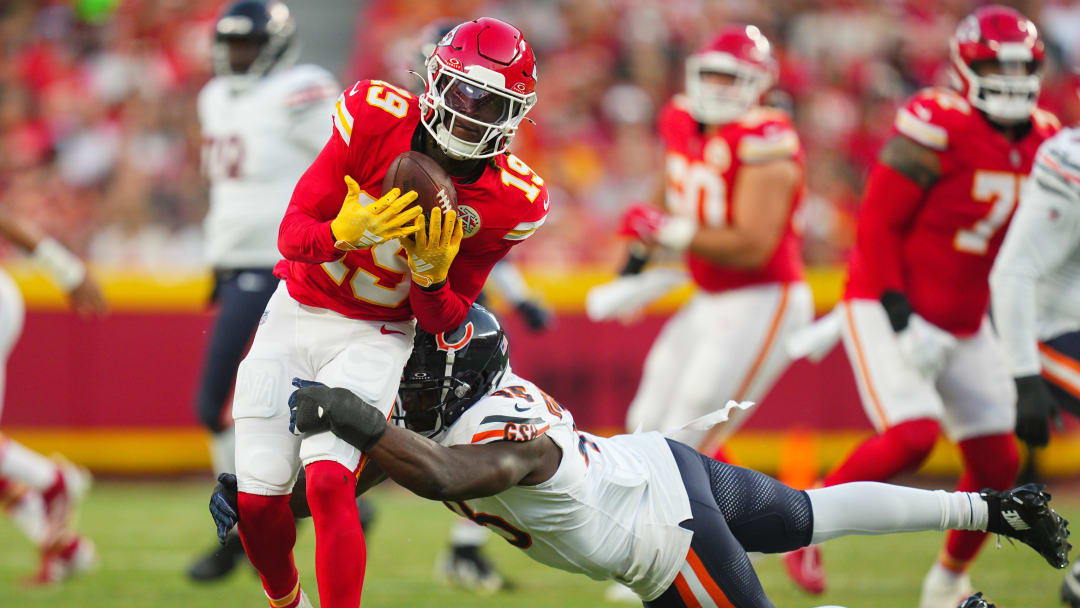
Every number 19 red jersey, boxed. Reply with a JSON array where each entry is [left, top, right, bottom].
[[275, 80, 549, 322], [845, 87, 1060, 335], [657, 97, 805, 293]]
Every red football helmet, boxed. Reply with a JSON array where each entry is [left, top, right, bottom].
[[949, 5, 1044, 124], [685, 25, 777, 125], [419, 17, 538, 159]]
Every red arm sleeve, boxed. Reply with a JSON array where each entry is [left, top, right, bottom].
[[277, 136, 348, 264], [409, 242, 514, 334], [848, 163, 926, 296]]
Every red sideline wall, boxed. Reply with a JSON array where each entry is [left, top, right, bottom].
[[1, 266, 1075, 476]]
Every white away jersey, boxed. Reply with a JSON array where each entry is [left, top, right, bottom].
[[198, 64, 339, 268], [991, 126, 1080, 375], [437, 373, 693, 601]]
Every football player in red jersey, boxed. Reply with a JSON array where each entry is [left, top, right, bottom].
[[615, 26, 813, 461], [784, 7, 1061, 607], [231, 17, 549, 608]]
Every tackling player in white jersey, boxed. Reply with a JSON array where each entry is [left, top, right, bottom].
[[188, 0, 345, 581], [990, 126, 1080, 606], [210, 305, 1070, 607]]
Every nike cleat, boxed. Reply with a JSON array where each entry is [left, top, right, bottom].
[[983, 483, 1070, 569]]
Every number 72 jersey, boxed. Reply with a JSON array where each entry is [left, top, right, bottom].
[[851, 87, 1060, 335], [276, 79, 549, 321]]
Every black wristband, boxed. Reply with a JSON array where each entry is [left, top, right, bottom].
[[419, 279, 447, 292], [619, 244, 650, 276], [879, 290, 912, 332]]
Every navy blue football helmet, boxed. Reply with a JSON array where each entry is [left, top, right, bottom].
[[395, 304, 509, 438]]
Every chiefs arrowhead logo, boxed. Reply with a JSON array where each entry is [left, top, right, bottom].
[[458, 205, 481, 238]]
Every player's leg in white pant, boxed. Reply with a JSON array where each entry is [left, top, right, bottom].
[[919, 319, 1018, 608], [232, 285, 310, 497], [936, 319, 1017, 442], [659, 283, 811, 451], [301, 317, 414, 469], [838, 299, 946, 431], [704, 282, 814, 449], [231, 284, 313, 602], [0, 267, 53, 492], [625, 301, 699, 434]]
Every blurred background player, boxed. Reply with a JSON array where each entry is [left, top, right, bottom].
[[785, 7, 1061, 607], [0, 212, 104, 584], [232, 17, 547, 608], [186, 0, 347, 582], [990, 125, 1080, 606], [615, 25, 812, 460]]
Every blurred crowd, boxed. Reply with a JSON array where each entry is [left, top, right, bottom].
[[1, 0, 1079, 270]]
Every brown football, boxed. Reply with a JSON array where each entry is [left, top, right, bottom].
[[381, 151, 458, 222]]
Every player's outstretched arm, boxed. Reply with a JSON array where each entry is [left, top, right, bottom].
[[0, 212, 105, 317], [289, 383, 552, 501], [853, 135, 940, 301], [368, 426, 549, 501]]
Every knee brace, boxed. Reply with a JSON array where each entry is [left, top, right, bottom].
[[237, 448, 297, 496]]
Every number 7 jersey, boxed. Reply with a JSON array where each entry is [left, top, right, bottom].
[[275, 79, 549, 321], [845, 87, 1060, 334]]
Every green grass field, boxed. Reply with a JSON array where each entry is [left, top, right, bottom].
[[0, 479, 1072, 607]]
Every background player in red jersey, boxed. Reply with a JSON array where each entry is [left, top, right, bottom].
[[232, 17, 549, 608], [615, 25, 813, 461], [785, 7, 1061, 608]]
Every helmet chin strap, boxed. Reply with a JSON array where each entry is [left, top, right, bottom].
[[440, 350, 457, 403], [434, 124, 477, 160]]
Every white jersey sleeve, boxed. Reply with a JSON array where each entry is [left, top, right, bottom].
[[991, 127, 1080, 376], [280, 64, 340, 154]]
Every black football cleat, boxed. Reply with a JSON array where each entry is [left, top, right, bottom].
[[187, 532, 248, 582], [983, 483, 1071, 569], [357, 497, 376, 533], [957, 592, 995, 608], [437, 544, 514, 594], [1061, 558, 1080, 607]]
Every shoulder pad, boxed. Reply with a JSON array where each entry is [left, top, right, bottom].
[[657, 98, 696, 144], [333, 79, 417, 147], [1033, 127, 1080, 201], [446, 384, 552, 445], [893, 88, 974, 151], [281, 65, 340, 110], [733, 109, 800, 163], [492, 153, 549, 240], [1031, 107, 1062, 137]]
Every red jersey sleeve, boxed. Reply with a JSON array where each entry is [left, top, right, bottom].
[[732, 110, 801, 164], [277, 80, 412, 265], [847, 89, 963, 299], [277, 135, 347, 264]]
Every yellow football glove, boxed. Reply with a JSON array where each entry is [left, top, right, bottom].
[[330, 176, 422, 251], [400, 206, 463, 288]]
